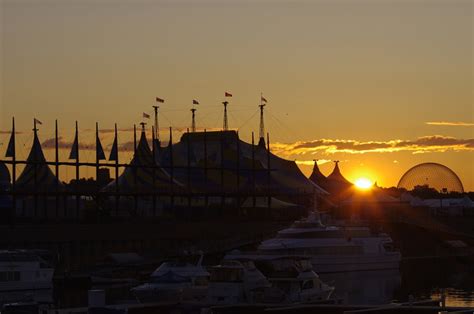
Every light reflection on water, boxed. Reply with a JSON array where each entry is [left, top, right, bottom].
[[431, 288, 474, 307]]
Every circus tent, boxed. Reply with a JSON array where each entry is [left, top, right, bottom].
[[16, 132, 63, 192]]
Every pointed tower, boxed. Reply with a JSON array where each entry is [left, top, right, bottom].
[[324, 160, 352, 196], [103, 126, 181, 192], [309, 160, 327, 187], [16, 131, 63, 192], [327, 160, 352, 185]]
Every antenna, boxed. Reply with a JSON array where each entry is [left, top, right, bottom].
[[222, 101, 229, 131]]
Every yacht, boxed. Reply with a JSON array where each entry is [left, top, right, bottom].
[[206, 260, 271, 305], [0, 250, 54, 292], [131, 254, 209, 302], [227, 211, 401, 273], [225, 255, 334, 303]]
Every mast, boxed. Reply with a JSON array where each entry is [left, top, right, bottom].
[[33, 118, 38, 218], [223, 101, 229, 131], [191, 108, 197, 133], [152, 105, 159, 141], [74, 121, 80, 219], [259, 93, 267, 147], [55, 120, 59, 218]]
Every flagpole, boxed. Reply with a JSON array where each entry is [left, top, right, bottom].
[[133, 124, 137, 154], [96, 122, 100, 192], [191, 108, 197, 133], [153, 105, 159, 143], [75, 121, 80, 219], [252, 132, 256, 208], [223, 101, 229, 131], [55, 120, 59, 219], [11, 117, 16, 224], [169, 127, 174, 211], [186, 128, 191, 209], [151, 126, 156, 217], [114, 123, 119, 216], [204, 129, 208, 209], [33, 118, 38, 218], [267, 132, 271, 211]]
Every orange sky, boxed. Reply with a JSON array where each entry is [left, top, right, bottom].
[[0, 0, 472, 190]]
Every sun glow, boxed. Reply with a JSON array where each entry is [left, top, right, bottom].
[[354, 178, 373, 190]]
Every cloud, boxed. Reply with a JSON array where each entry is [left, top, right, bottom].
[[42, 137, 96, 150], [426, 121, 474, 127], [271, 135, 474, 157], [295, 159, 332, 166]]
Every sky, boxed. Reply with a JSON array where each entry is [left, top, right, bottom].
[[0, 0, 473, 190]]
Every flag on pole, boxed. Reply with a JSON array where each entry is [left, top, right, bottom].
[[225, 92, 232, 97], [69, 132, 79, 160], [109, 134, 118, 161], [143, 112, 150, 119], [34, 118, 43, 125], [5, 131, 15, 158], [261, 95, 267, 103], [156, 97, 164, 103], [193, 99, 199, 105], [96, 135, 106, 160]]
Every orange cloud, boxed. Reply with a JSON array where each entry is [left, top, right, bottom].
[[271, 135, 474, 156], [426, 121, 474, 127]]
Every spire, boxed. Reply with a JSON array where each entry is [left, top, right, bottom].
[[327, 160, 352, 185], [309, 159, 327, 185], [16, 126, 62, 191]]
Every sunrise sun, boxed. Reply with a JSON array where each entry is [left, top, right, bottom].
[[354, 178, 373, 190]]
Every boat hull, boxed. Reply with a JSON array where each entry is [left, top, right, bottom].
[[0, 280, 52, 292], [311, 253, 401, 273]]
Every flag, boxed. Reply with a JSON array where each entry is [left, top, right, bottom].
[[34, 118, 42, 125], [261, 96, 267, 103], [193, 99, 199, 105], [109, 134, 118, 161], [96, 135, 106, 160], [143, 112, 150, 119], [69, 132, 79, 160], [156, 97, 164, 103], [5, 131, 15, 158], [225, 92, 232, 97]]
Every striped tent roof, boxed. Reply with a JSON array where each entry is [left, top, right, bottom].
[[103, 131, 182, 192], [16, 132, 63, 192]]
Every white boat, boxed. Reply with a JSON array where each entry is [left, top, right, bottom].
[[227, 211, 401, 273], [206, 260, 271, 305], [131, 254, 209, 302], [0, 250, 54, 292]]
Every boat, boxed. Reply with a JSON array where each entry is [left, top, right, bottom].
[[0, 250, 54, 292], [226, 211, 401, 273], [131, 254, 209, 302], [206, 260, 271, 305], [224, 255, 334, 303]]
